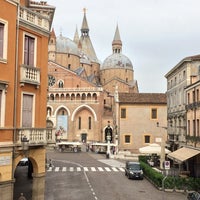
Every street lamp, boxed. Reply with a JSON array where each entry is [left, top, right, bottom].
[[106, 121, 111, 158], [21, 135, 29, 155], [156, 122, 166, 170]]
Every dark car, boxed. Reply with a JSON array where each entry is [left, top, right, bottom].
[[125, 161, 143, 180], [187, 192, 200, 200]]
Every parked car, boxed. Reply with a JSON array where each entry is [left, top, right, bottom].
[[125, 161, 143, 180], [187, 192, 200, 200], [17, 158, 28, 166]]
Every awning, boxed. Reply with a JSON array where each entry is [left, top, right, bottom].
[[167, 147, 200, 163], [139, 143, 171, 155]]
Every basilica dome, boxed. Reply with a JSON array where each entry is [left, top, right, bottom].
[[56, 34, 79, 55], [102, 53, 133, 70]]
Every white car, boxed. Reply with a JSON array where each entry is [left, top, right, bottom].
[[18, 158, 28, 166]]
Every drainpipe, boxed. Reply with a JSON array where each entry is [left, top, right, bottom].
[[12, 1, 20, 176], [194, 87, 197, 147]]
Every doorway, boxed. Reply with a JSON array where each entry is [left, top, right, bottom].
[[81, 133, 87, 143]]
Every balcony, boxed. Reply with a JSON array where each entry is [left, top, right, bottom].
[[15, 128, 53, 146], [20, 64, 40, 87], [19, 6, 50, 32], [186, 101, 200, 110]]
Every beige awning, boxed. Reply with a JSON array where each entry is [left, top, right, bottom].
[[167, 147, 200, 163]]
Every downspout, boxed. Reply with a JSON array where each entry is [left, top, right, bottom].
[[194, 87, 197, 147], [12, 1, 20, 176]]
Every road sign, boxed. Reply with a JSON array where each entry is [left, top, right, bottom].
[[164, 161, 170, 170]]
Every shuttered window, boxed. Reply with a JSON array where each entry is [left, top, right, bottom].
[[0, 23, 4, 58], [22, 94, 33, 127], [121, 108, 126, 118], [24, 35, 35, 66], [88, 117, 91, 129], [0, 90, 2, 124], [144, 135, 150, 143], [78, 117, 81, 130]]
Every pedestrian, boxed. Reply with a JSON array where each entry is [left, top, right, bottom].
[[49, 159, 53, 168]]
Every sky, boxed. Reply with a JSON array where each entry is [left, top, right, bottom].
[[46, 0, 200, 93]]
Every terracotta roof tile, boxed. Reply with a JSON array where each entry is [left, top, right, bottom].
[[118, 93, 166, 104]]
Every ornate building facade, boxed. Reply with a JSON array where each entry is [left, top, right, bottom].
[[0, 1, 55, 199], [47, 10, 167, 155]]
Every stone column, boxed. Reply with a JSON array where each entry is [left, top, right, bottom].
[[32, 172, 45, 200], [0, 180, 14, 200]]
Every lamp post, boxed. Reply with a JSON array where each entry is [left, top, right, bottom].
[[21, 135, 29, 156], [156, 122, 167, 170], [106, 122, 111, 159]]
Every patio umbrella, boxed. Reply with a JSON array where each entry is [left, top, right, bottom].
[[139, 143, 171, 155]]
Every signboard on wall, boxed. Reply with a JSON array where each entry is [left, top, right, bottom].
[[56, 115, 68, 139], [0, 156, 11, 166]]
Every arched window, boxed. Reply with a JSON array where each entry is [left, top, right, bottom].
[[88, 117, 91, 129], [78, 117, 81, 130], [59, 81, 63, 88]]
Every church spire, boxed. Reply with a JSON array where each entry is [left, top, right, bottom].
[[112, 24, 122, 54], [79, 8, 98, 62], [81, 8, 89, 37], [73, 25, 79, 45]]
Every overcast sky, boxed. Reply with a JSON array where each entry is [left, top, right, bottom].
[[46, 0, 200, 93]]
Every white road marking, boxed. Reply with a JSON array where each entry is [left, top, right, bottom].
[[104, 167, 111, 172], [91, 167, 96, 171], [84, 167, 89, 171], [119, 167, 125, 172], [112, 167, 118, 172], [62, 167, 67, 172], [55, 167, 59, 172], [69, 167, 74, 172], [97, 167, 104, 171], [77, 167, 81, 171]]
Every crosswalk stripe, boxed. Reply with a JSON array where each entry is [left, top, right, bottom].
[[119, 167, 125, 172], [112, 167, 118, 172], [97, 167, 104, 171], [62, 167, 67, 172], [47, 166, 125, 172], [105, 167, 111, 172], [55, 167, 60, 172], [77, 167, 81, 171], [84, 167, 89, 171], [69, 167, 74, 172], [91, 167, 96, 171], [47, 167, 52, 172]]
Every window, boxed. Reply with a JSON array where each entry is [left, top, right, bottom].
[[78, 117, 81, 129], [24, 35, 35, 66], [193, 91, 195, 102], [0, 23, 4, 58], [0, 90, 2, 125], [125, 135, 130, 143], [0, 20, 8, 61], [144, 135, 150, 143], [188, 93, 190, 104], [193, 120, 196, 136], [151, 108, 157, 119], [188, 120, 190, 136], [197, 119, 199, 137], [58, 81, 63, 88], [88, 117, 91, 130], [22, 94, 33, 127], [121, 108, 126, 118]]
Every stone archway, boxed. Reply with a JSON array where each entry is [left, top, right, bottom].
[[13, 148, 46, 200], [13, 157, 33, 200]]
